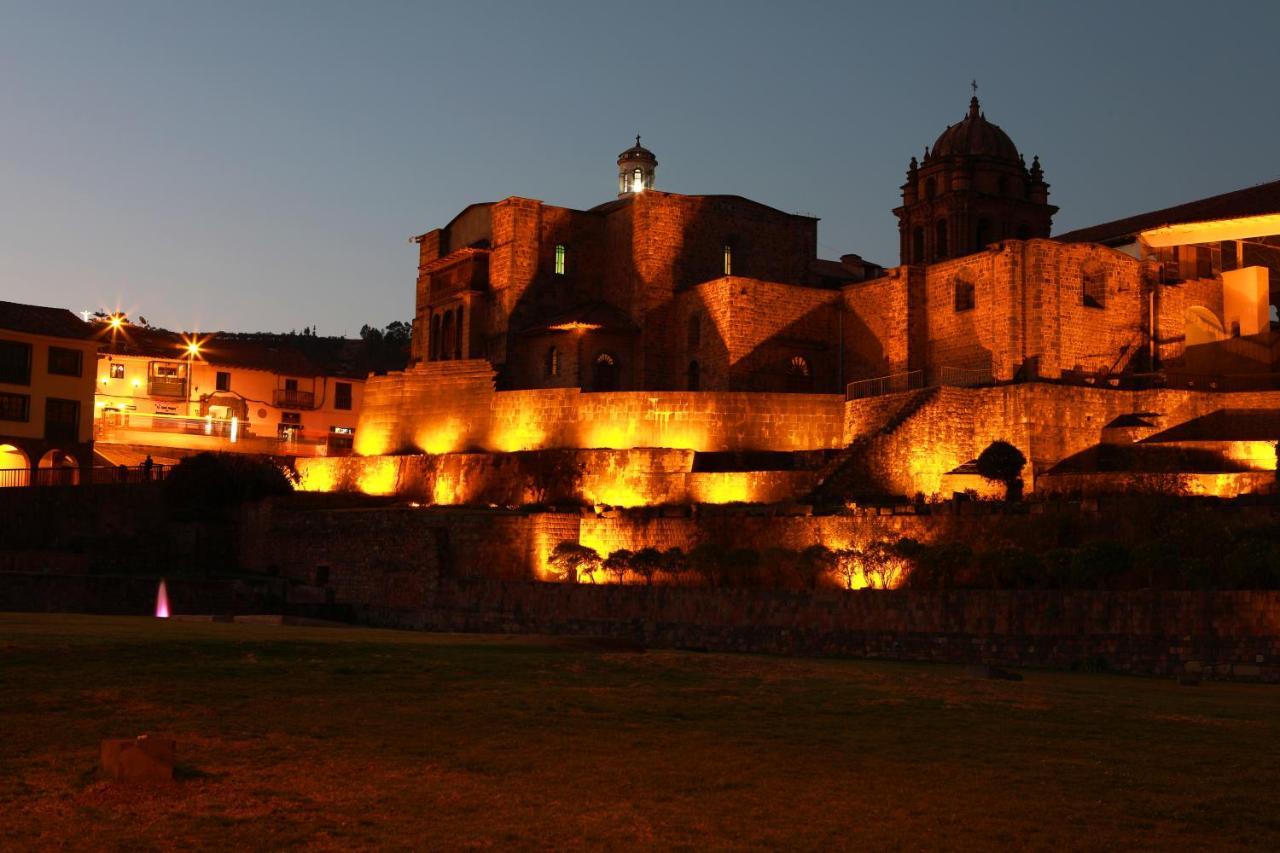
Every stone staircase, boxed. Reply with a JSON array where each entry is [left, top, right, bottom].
[[808, 387, 940, 506]]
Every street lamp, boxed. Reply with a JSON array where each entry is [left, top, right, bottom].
[[181, 336, 203, 416]]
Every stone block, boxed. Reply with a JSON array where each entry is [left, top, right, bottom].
[[101, 735, 175, 784]]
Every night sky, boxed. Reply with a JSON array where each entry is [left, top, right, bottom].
[[2, 0, 1277, 334]]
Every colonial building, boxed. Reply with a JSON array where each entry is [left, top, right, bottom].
[[0, 301, 98, 485], [94, 323, 372, 459]]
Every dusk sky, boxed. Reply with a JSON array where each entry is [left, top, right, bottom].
[[2, 0, 1278, 335]]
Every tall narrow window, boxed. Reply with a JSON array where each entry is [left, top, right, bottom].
[[544, 345, 560, 378], [216, 371, 231, 392], [454, 306, 464, 359], [334, 382, 352, 410], [633, 168, 644, 192], [440, 311, 454, 361], [430, 314, 441, 361], [554, 244, 566, 275], [935, 219, 948, 260], [723, 245, 732, 276]]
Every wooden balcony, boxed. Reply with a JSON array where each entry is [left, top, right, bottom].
[[273, 388, 316, 409]]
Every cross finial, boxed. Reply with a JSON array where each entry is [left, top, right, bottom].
[[636, 134, 641, 147], [971, 79, 978, 97]]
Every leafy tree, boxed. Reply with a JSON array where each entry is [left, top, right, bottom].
[[165, 452, 292, 514], [860, 540, 907, 589], [661, 548, 689, 584], [548, 542, 600, 584], [630, 547, 664, 586], [602, 549, 633, 585], [976, 440, 1027, 501], [797, 545, 837, 590], [832, 547, 865, 590], [688, 543, 728, 587]]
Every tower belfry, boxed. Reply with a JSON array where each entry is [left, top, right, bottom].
[[617, 135, 657, 196]]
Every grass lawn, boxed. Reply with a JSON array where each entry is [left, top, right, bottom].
[[1, 614, 1278, 851]]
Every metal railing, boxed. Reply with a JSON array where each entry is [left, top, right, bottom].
[[0, 464, 170, 488], [846, 365, 996, 400], [846, 370, 924, 400], [273, 388, 316, 409], [148, 377, 188, 398]]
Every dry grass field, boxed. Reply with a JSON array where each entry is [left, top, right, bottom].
[[1, 613, 1277, 851]]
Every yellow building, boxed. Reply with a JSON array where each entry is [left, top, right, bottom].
[[0, 301, 98, 486], [93, 323, 368, 460]]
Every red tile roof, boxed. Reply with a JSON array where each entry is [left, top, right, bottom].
[[0, 301, 94, 340]]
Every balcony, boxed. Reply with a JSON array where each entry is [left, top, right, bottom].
[[273, 388, 316, 409], [148, 377, 188, 398]]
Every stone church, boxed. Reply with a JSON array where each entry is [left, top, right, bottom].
[[411, 97, 1276, 400], [312, 97, 1280, 502]]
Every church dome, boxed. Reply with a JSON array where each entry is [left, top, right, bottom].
[[618, 135, 656, 165], [929, 97, 1020, 162]]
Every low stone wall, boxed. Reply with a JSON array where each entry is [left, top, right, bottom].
[[358, 580, 1280, 681], [354, 361, 846, 456], [295, 450, 816, 507]]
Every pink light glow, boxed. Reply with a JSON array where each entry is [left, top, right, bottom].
[[155, 579, 170, 618]]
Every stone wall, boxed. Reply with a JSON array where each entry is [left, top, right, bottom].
[[355, 361, 846, 456], [296, 449, 817, 507], [361, 580, 1280, 682]]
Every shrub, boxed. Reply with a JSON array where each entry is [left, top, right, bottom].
[[661, 548, 689, 584], [797, 545, 837, 590], [976, 440, 1027, 501], [975, 547, 1043, 589], [900, 540, 973, 590], [165, 452, 292, 512]]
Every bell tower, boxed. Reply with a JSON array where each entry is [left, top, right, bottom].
[[894, 94, 1056, 265], [618, 136, 657, 196]]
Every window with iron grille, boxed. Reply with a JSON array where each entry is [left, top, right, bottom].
[[0, 340, 32, 385], [0, 392, 30, 422]]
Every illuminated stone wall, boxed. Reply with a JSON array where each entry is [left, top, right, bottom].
[[296, 449, 817, 508], [843, 383, 1280, 497], [354, 361, 846, 457]]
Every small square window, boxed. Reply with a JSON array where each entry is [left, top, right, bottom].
[[48, 346, 82, 377], [216, 371, 231, 392], [110, 363, 125, 379], [0, 392, 30, 422], [954, 279, 975, 312]]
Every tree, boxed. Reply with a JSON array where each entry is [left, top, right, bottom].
[[630, 547, 664, 586], [548, 542, 600, 584], [688, 543, 728, 587], [661, 548, 689, 584], [976, 440, 1027, 501], [832, 547, 865, 590], [603, 549, 633, 585], [860, 540, 907, 589], [797, 545, 837, 590]]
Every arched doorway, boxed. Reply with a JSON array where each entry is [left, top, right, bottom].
[[0, 444, 30, 487], [592, 352, 620, 392], [37, 449, 79, 486]]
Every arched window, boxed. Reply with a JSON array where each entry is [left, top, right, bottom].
[[554, 244, 566, 275], [454, 307, 464, 359], [592, 352, 620, 392], [633, 168, 644, 193], [723, 244, 733, 276], [935, 219, 948, 260], [975, 219, 991, 252], [687, 360, 700, 391], [954, 277, 975, 312], [687, 312, 701, 349], [912, 227, 925, 263], [430, 314, 441, 361], [786, 355, 812, 392], [440, 311, 454, 361], [925, 177, 937, 200], [1082, 266, 1106, 309], [544, 345, 560, 378]]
